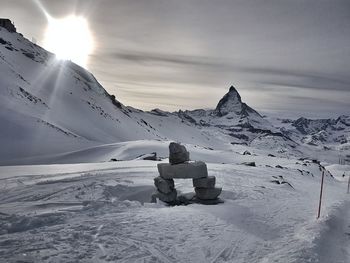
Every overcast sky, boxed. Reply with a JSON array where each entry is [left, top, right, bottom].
[[1, 0, 349, 117]]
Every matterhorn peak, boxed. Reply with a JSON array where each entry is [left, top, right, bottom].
[[215, 85, 243, 116], [214, 85, 261, 118], [228, 85, 241, 101], [229, 85, 237, 92]]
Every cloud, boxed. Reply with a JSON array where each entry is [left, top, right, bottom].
[[96, 50, 350, 93], [111, 51, 215, 67], [241, 67, 350, 92]]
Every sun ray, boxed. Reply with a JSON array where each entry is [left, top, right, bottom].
[[32, 0, 53, 23]]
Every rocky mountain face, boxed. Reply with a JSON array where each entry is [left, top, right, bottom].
[[214, 86, 261, 118], [0, 27, 348, 164]]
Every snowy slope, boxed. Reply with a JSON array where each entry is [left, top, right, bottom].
[[0, 148, 349, 262], [0, 28, 226, 164]]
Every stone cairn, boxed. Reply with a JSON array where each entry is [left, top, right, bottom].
[[152, 142, 222, 205]]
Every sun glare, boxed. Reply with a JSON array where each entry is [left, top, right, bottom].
[[43, 15, 93, 68]]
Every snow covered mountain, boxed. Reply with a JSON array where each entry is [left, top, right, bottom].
[[273, 115, 350, 152], [0, 27, 349, 165], [0, 28, 225, 164], [180, 86, 286, 142], [214, 85, 260, 117], [175, 86, 304, 158]]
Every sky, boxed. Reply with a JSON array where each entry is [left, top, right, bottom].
[[1, 0, 349, 117]]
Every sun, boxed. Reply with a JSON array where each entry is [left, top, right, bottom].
[[43, 15, 94, 68]]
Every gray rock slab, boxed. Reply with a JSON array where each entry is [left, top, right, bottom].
[[169, 142, 187, 154], [151, 189, 177, 203], [193, 176, 216, 188], [195, 187, 222, 200], [169, 142, 189, 164], [157, 161, 208, 179], [154, 176, 174, 194], [169, 151, 190, 164]]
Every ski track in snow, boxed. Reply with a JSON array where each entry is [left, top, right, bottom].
[[0, 160, 349, 263], [315, 201, 350, 263]]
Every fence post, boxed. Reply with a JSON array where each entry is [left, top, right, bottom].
[[347, 175, 350, 194], [317, 171, 325, 219]]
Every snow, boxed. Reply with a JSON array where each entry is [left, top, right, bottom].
[[0, 144, 349, 262]]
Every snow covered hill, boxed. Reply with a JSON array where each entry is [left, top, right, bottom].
[[0, 148, 349, 262], [0, 28, 225, 164], [0, 27, 349, 165]]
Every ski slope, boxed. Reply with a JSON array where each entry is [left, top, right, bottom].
[[0, 144, 349, 263]]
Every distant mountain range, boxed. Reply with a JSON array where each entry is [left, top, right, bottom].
[[0, 27, 349, 165]]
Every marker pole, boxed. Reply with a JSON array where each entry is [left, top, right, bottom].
[[317, 171, 325, 219]]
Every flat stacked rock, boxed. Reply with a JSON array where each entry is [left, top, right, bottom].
[[152, 142, 222, 205]]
